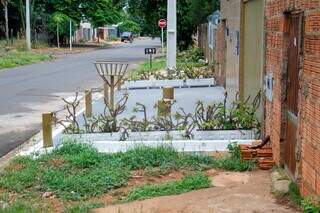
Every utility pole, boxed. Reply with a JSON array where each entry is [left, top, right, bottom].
[[166, 0, 177, 70], [69, 19, 72, 51], [3, 1, 9, 43], [26, 0, 31, 50]]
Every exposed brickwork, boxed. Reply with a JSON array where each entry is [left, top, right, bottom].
[[264, 0, 320, 198]]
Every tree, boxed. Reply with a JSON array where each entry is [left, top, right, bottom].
[[1, 0, 9, 42], [119, 20, 141, 35], [51, 12, 69, 48], [127, 0, 220, 50]]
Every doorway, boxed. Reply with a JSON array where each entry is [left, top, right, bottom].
[[284, 13, 302, 176]]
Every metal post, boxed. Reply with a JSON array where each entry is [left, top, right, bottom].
[[161, 27, 164, 54], [167, 0, 177, 69], [110, 76, 115, 109], [150, 54, 152, 69], [85, 89, 92, 118], [42, 113, 53, 148], [69, 19, 72, 51], [26, 0, 31, 50], [103, 82, 109, 105]]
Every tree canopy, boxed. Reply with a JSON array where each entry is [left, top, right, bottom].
[[127, 0, 220, 50]]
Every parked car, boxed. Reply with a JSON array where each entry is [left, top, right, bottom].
[[121, 32, 133, 43]]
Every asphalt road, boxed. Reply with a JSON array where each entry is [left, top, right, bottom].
[[0, 38, 160, 157]]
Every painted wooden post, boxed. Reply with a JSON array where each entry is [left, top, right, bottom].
[[85, 89, 92, 117], [163, 86, 174, 100], [42, 113, 53, 147], [103, 82, 109, 105]]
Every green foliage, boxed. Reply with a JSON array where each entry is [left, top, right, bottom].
[[211, 142, 256, 172], [64, 202, 104, 213], [0, 156, 40, 191], [119, 20, 141, 35], [127, 0, 220, 49], [124, 173, 210, 202], [301, 199, 320, 213], [0, 50, 53, 69], [288, 182, 302, 206], [0, 200, 37, 213]]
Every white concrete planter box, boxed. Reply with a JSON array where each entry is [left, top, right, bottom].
[[61, 129, 255, 144], [122, 78, 215, 90], [83, 140, 255, 153]]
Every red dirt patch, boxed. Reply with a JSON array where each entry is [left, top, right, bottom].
[[4, 163, 25, 172]]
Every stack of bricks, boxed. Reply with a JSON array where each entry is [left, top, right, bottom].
[[240, 144, 275, 170]]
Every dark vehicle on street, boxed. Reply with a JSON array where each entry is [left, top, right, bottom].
[[121, 32, 133, 43]]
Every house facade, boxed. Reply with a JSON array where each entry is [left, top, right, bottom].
[[264, 0, 320, 198], [210, 0, 320, 199]]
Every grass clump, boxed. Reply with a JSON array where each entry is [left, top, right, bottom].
[[301, 198, 320, 213], [0, 49, 53, 69], [124, 172, 210, 202], [0, 200, 37, 213], [211, 142, 255, 171], [64, 202, 104, 213]]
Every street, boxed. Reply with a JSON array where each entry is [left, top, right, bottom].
[[0, 38, 160, 157]]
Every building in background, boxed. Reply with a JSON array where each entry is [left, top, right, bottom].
[[219, 0, 241, 101]]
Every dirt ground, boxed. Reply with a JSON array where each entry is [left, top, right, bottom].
[[94, 170, 299, 213]]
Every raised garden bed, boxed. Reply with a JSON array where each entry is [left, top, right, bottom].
[[122, 78, 216, 90]]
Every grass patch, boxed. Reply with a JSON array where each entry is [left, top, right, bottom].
[[124, 172, 210, 202], [288, 182, 302, 206], [64, 202, 104, 213], [0, 141, 214, 202], [0, 50, 53, 69], [0, 200, 37, 213]]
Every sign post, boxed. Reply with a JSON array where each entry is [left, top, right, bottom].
[[158, 19, 167, 54], [145, 48, 157, 69], [167, 0, 177, 70]]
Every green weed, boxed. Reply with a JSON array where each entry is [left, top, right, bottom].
[[64, 202, 104, 213], [124, 172, 210, 202], [211, 142, 256, 172], [301, 198, 320, 213]]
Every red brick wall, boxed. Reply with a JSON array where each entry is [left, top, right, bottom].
[[264, 0, 320, 198]]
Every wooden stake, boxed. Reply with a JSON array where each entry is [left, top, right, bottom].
[[42, 113, 53, 147], [163, 86, 174, 99], [85, 89, 92, 117]]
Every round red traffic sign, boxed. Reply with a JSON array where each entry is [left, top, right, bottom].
[[158, 19, 167, 28]]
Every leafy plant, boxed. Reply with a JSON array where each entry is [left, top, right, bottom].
[[301, 198, 320, 213], [211, 142, 256, 171]]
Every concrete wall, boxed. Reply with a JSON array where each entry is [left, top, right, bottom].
[[264, 0, 320, 198], [220, 0, 241, 101], [241, 0, 264, 120]]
